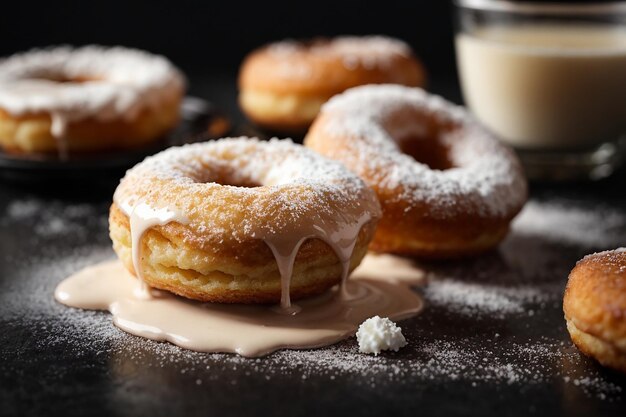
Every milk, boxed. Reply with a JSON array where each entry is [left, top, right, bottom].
[[456, 25, 626, 150]]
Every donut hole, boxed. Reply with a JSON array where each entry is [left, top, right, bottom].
[[201, 176, 261, 188], [26, 70, 97, 84], [218, 178, 261, 188], [190, 166, 262, 188], [383, 107, 455, 171], [396, 135, 454, 170]]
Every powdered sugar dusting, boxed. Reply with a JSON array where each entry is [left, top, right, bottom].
[[0, 45, 185, 121], [307, 85, 527, 219], [113, 137, 381, 245], [512, 201, 625, 248], [268, 36, 412, 71], [579, 247, 626, 274], [1, 198, 108, 239], [424, 279, 553, 319], [11, 243, 621, 400]]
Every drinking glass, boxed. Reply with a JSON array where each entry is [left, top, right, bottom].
[[454, 0, 626, 180]]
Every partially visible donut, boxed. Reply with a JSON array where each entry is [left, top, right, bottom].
[[305, 85, 527, 258], [0, 46, 185, 157], [238, 36, 426, 133], [110, 137, 381, 305], [564, 248, 626, 373]]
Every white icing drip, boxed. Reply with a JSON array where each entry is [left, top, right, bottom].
[[0, 45, 185, 147], [265, 237, 308, 314], [263, 211, 375, 311], [49, 112, 66, 138], [121, 202, 189, 297], [119, 199, 374, 311], [311, 212, 375, 299], [50, 112, 69, 160]]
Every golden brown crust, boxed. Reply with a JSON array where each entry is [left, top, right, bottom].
[[0, 94, 181, 155], [566, 320, 626, 373], [304, 86, 526, 259], [238, 37, 426, 132], [342, 148, 514, 257], [238, 92, 326, 134], [564, 249, 626, 372], [109, 203, 374, 303], [239, 46, 425, 97], [368, 201, 511, 258], [301, 155, 515, 258]]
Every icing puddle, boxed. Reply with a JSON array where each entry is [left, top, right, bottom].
[[55, 254, 424, 357]]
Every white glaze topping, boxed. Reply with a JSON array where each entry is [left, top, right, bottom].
[[356, 316, 407, 355], [55, 255, 423, 357], [268, 35, 413, 71], [113, 137, 382, 310], [0, 45, 185, 139], [127, 203, 189, 298], [316, 84, 528, 219]]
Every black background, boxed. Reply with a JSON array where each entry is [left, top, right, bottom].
[[0, 0, 457, 78]]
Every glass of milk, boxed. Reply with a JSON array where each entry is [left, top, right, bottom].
[[454, 0, 626, 180]]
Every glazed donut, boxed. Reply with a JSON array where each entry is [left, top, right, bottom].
[[110, 137, 381, 304], [0, 46, 185, 156], [305, 85, 527, 258], [564, 248, 626, 372], [238, 36, 426, 133]]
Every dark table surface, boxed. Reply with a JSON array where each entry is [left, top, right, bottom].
[[1, 75, 625, 417]]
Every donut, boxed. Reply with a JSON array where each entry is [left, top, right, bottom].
[[0, 46, 185, 157], [238, 36, 426, 133], [304, 85, 527, 258], [110, 137, 381, 306], [564, 248, 626, 372]]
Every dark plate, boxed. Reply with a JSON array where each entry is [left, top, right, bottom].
[[0, 97, 231, 184]]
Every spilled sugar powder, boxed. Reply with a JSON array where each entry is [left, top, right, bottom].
[[1, 195, 625, 401], [2, 198, 108, 239], [423, 279, 553, 319], [512, 200, 625, 249]]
